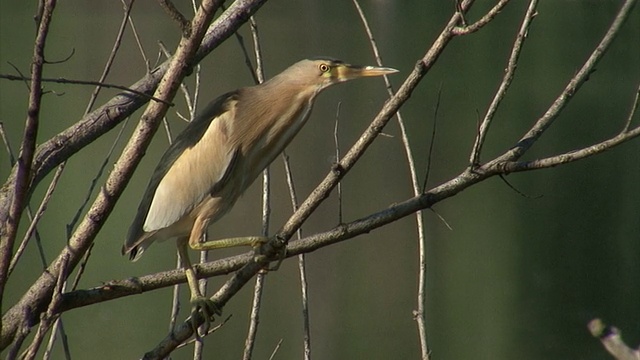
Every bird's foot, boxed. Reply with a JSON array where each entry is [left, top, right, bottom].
[[188, 296, 221, 338], [252, 236, 287, 271]]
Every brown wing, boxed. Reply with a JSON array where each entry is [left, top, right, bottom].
[[123, 91, 239, 259]]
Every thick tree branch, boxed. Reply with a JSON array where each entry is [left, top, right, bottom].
[[138, 3, 479, 356], [0, 0, 229, 349], [0, 0, 57, 324], [0, 0, 268, 244]]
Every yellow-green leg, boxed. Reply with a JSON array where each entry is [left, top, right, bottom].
[[189, 235, 268, 251], [177, 237, 221, 337], [178, 216, 287, 337], [190, 235, 286, 269]]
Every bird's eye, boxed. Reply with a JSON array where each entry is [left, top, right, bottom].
[[319, 63, 330, 73]]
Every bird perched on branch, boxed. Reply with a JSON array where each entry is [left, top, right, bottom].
[[123, 57, 398, 332]]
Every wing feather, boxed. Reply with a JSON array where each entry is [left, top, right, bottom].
[[123, 91, 239, 256]]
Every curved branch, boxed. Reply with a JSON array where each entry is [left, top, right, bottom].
[[0, 0, 56, 314], [469, 0, 538, 166], [589, 319, 640, 360], [0, 0, 268, 240], [141, 4, 477, 356], [0, 0, 264, 349], [492, 0, 638, 165]]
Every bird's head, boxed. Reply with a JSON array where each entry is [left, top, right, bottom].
[[273, 57, 398, 92]]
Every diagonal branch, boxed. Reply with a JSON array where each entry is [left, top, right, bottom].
[[141, 2, 478, 356], [0, 0, 228, 349], [0, 0, 57, 318], [492, 0, 638, 165], [0, 0, 269, 245], [469, 0, 538, 166]]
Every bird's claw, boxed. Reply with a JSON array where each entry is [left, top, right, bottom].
[[189, 296, 221, 337], [252, 236, 287, 271]]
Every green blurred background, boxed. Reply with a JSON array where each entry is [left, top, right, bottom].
[[1, 1, 639, 359]]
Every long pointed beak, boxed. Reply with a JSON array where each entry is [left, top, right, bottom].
[[338, 64, 399, 80]]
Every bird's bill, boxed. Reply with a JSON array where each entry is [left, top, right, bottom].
[[337, 64, 399, 80]]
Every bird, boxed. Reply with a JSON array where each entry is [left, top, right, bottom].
[[122, 57, 398, 331]]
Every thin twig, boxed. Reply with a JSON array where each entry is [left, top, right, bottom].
[[43, 319, 71, 360], [0, 0, 57, 308], [21, 254, 68, 360], [157, 0, 191, 36], [2, 122, 52, 276], [0, 74, 171, 105], [282, 154, 311, 360], [175, 315, 232, 350], [0, 123, 15, 164], [242, 272, 266, 360], [351, 0, 431, 357], [56, 93, 640, 307], [501, 123, 640, 172], [1, 0, 267, 349], [422, 84, 442, 193], [333, 102, 343, 224], [168, 253, 182, 332], [126, 1, 151, 72], [452, 0, 511, 35], [8, 163, 64, 275], [249, 17, 264, 84], [242, 15, 266, 360], [621, 84, 640, 133], [84, 0, 135, 115], [496, 0, 637, 163], [267, 339, 284, 360], [469, 0, 538, 167]]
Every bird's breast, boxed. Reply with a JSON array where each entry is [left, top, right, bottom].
[[238, 94, 316, 187]]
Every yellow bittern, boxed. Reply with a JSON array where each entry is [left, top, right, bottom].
[[123, 58, 397, 329]]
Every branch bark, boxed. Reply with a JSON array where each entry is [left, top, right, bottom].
[[0, 0, 255, 349]]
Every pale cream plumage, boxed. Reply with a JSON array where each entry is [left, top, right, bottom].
[[123, 58, 398, 333]]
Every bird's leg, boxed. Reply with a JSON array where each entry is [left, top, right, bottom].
[[188, 231, 287, 270], [189, 213, 275, 261], [177, 237, 220, 337], [190, 234, 271, 262]]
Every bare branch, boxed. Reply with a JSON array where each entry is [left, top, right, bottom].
[[0, 0, 57, 313], [469, 0, 538, 166], [499, 122, 640, 172], [351, 0, 432, 357], [0, 74, 171, 105], [157, 0, 191, 36], [282, 152, 311, 359], [8, 163, 64, 275], [243, 15, 266, 360], [0, 0, 268, 246], [138, 4, 478, 354], [452, 0, 511, 35], [84, 0, 136, 115], [0, 0, 226, 349], [588, 319, 640, 360], [0, 0, 269, 349], [242, 273, 266, 360], [268, 339, 284, 360], [21, 254, 68, 360], [622, 84, 640, 132], [493, 0, 638, 164]]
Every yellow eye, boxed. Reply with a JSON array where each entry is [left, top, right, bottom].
[[319, 63, 330, 73]]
